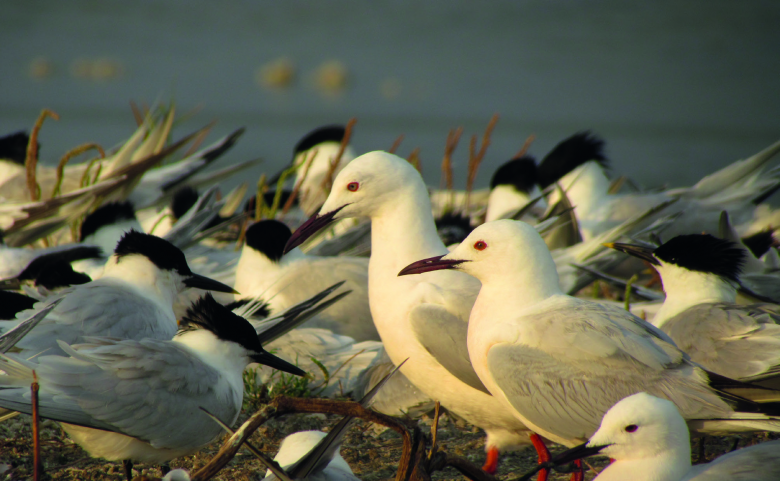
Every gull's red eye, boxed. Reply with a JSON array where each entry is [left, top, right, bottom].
[[347, 182, 359, 192], [624, 424, 638, 433], [474, 240, 487, 251]]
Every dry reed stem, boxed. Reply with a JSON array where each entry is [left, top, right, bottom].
[[513, 133, 536, 159], [464, 114, 499, 214], [389, 134, 405, 154], [32, 371, 41, 481], [322, 118, 357, 192], [51, 143, 105, 198], [80, 157, 103, 188], [282, 148, 317, 216], [25, 109, 59, 201], [130, 101, 144, 126], [407, 147, 422, 173], [182, 126, 211, 159], [441, 127, 462, 211], [255, 174, 267, 222]]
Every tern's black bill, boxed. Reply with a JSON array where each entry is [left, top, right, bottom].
[[397, 255, 467, 276], [184, 273, 239, 294], [251, 350, 307, 377], [604, 242, 660, 266], [283, 204, 348, 254], [517, 441, 608, 481]]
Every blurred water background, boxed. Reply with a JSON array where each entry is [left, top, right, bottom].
[[1, 0, 779, 192]]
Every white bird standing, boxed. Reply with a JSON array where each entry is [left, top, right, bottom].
[[607, 234, 780, 381], [285, 151, 531, 474], [235, 219, 378, 342], [527, 392, 780, 481], [0, 294, 305, 481], [0, 230, 236, 359], [399, 219, 780, 478]]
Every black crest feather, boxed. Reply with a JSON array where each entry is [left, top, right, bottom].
[[741, 230, 776, 259], [17, 246, 101, 281], [114, 230, 192, 274], [654, 234, 746, 282], [0, 131, 35, 165], [179, 294, 265, 353], [293, 125, 346, 155], [537, 131, 608, 188], [245, 220, 292, 262], [490, 155, 538, 192], [436, 212, 474, 246], [80, 202, 138, 241], [0, 291, 37, 319], [171, 187, 199, 220]]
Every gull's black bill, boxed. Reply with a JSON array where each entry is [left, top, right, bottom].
[[283, 204, 348, 254], [603, 242, 660, 266], [397, 255, 468, 276], [250, 350, 307, 377], [184, 273, 239, 294]]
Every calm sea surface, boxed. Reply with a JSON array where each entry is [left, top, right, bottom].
[[2, 0, 779, 191]]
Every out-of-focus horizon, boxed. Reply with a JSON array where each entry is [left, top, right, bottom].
[[2, 0, 779, 191]]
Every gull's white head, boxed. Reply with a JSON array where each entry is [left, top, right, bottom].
[[399, 219, 561, 297], [319, 150, 424, 220], [284, 151, 428, 253], [588, 392, 690, 462]]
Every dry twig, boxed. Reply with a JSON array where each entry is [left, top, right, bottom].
[[51, 143, 105, 198], [26, 109, 59, 201], [32, 371, 41, 481], [407, 147, 422, 173], [464, 114, 499, 214], [282, 148, 317, 215], [322, 118, 357, 192], [513, 133, 536, 159], [389, 134, 405, 154]]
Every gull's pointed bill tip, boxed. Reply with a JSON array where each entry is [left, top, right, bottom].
[[397, 255, 466, 276], [602, 242, 615, 249], [283, 204, 348, 254]]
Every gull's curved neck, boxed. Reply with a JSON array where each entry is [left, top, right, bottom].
[[369, 186, 445, 274]]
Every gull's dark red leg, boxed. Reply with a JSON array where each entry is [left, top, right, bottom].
[[482, 446, 500, 474], [570, 459, 584, 481], [529, 433, 551, 481]]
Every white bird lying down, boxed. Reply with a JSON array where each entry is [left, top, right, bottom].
[[527, 393, 780, 481], [284, 151, 532, 475], [267, 431, 359, 481], [399, 220, 780, 453], [250, 328, 382, 398], [261, 364, 402, 481], [0, 230, 236, 360], [484, 156, 546, 223], [0, 294, 306, 479], [236, 219, 378, 342], [538, 132, 780, 241], [609, 234, 780, 381]]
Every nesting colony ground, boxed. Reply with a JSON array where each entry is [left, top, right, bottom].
[[2, 404, 776, 481]]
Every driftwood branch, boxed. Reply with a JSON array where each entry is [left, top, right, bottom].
[[188, 395, 494, 481]]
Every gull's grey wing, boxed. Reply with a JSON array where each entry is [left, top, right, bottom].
[[486, 298, 730, 441], [686, 440, 780, 480], [409, 303, 489, 394], [0, 338, 232, 451], [662, 303, 780, 381], [11, 279, 178, 358]]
